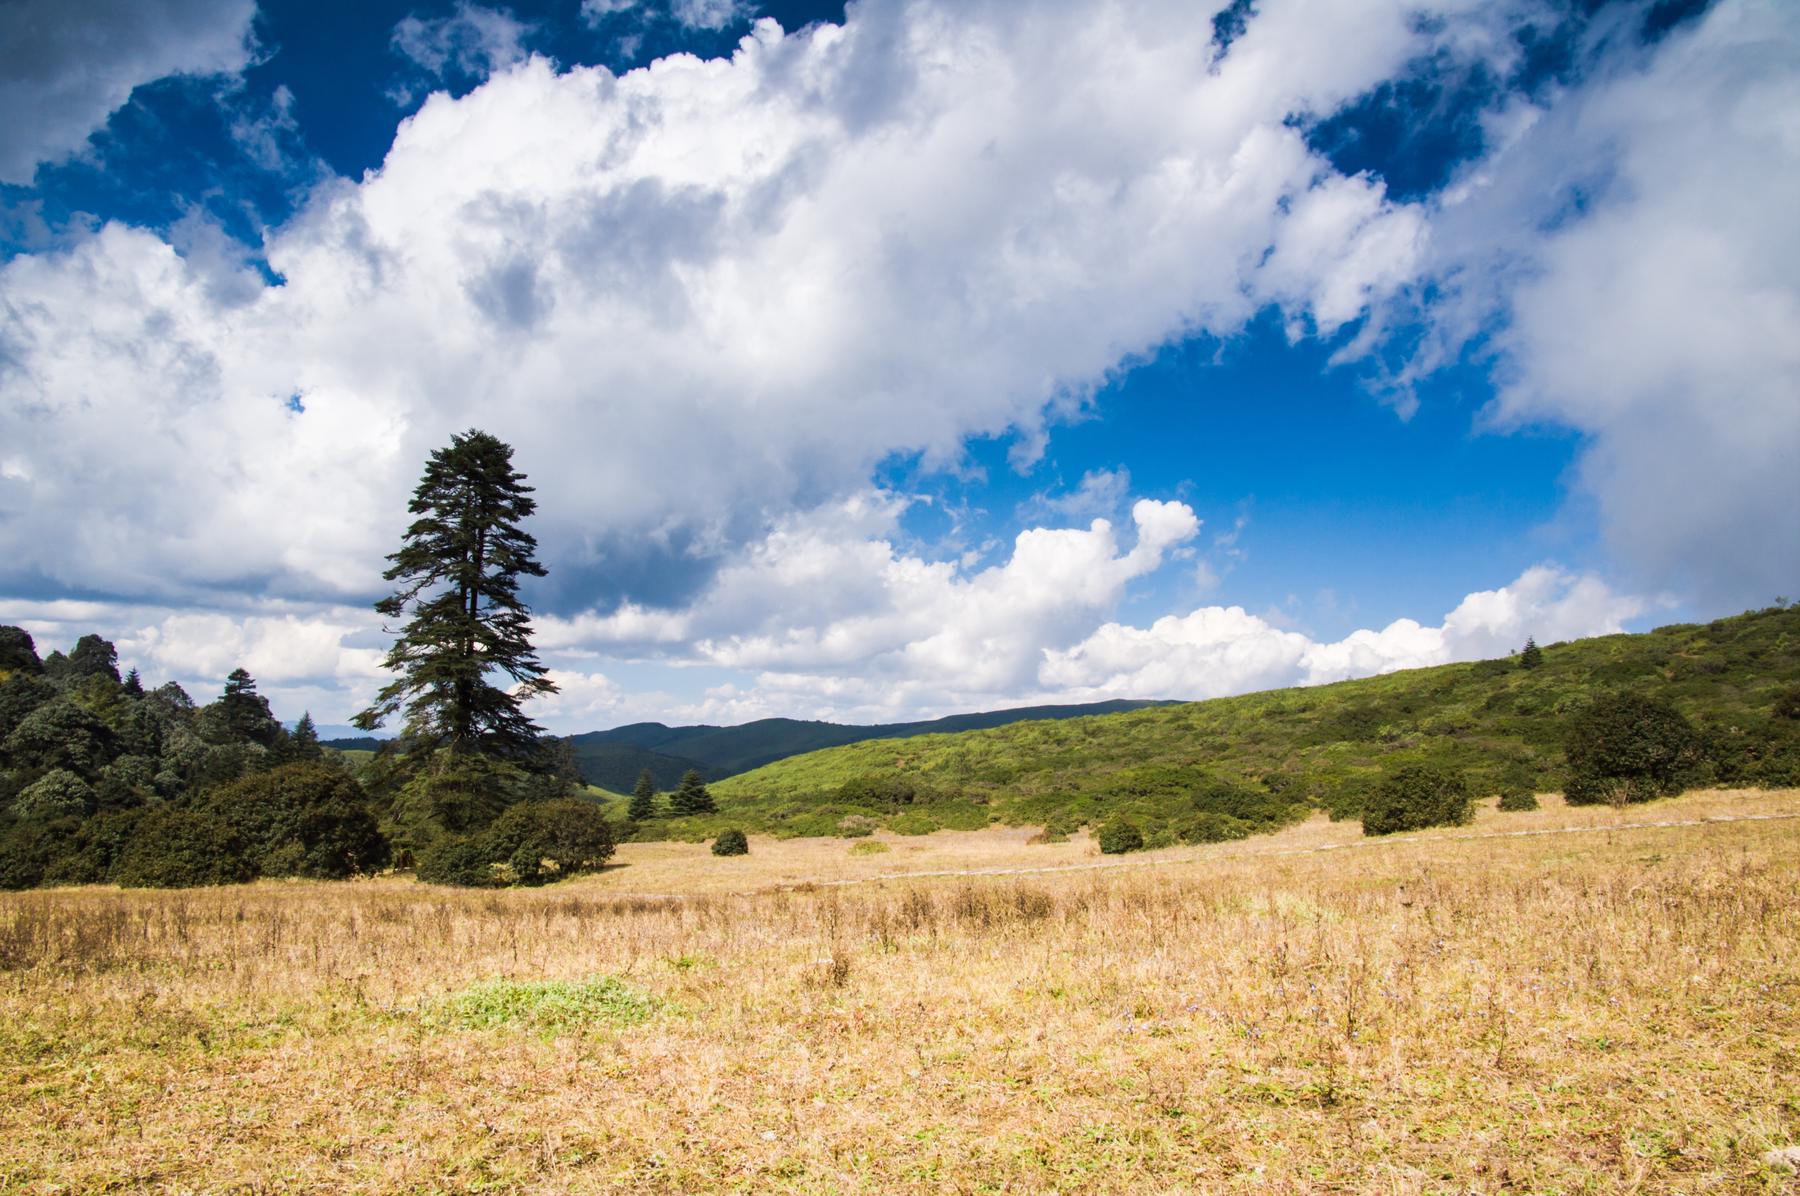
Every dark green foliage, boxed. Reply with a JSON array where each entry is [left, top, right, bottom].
[[415, 799, 614, 886], [111, 807, 257, 888], [1519, 637, 1543, 669], [3, 698, 115, 775], [1496, 788, 1540, 811], [122, 668, 144, 696], [1095, 818, 1144, 854], [287, 712, 323, 760], [203, 668, 281, 747], [415, 836, 496, 887], [711, 828, 749, 856], [670, 769, 717, 815], [1564, 692, 1705, 805], [66, 635, 121, 684], [1773, 685, 1800, 721], [1361, 764, 1473, 836], [11, 769, 97, 820], [0, 817, 78, 889], [0, 626, 42, 674], [1177, 812, 1252, 843], [203, 763, 390, 878], [480, 798, 616, 885], [834, 773, 948, 808], [355, 429, 556, 763], [42, 810, 143, 886], [628, 769, 658, 821], [0, 673, 54, 741]]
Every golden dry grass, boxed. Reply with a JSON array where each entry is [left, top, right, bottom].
[[4, 788, 1800, 1193]]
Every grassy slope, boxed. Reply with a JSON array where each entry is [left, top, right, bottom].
[[572, 700, 1168, 781], [673, 605, 1800, 840]]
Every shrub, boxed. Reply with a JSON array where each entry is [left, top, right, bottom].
[[1563, 692, 1705, 805], [1772, 685, 1800, 721], [204, 762, 389, 878], [481, 798, 617, 885], [711, 828, 749, 856], [111, 807, 256, 888], [1178, 812, 1252, 843], [1095, 818, 1144, 854], [415, 836, 498, 887], [1361, 764, 1472, 836], [1496, 788, 1540, 812], [849, 840, 889, 856]]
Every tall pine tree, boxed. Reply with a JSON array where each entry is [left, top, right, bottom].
[[354, 430, 556, 762]]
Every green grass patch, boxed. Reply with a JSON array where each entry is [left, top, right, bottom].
[[428, 976, 657, 1035]]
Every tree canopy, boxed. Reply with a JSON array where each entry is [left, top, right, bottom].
[[354, 429, 556, 762]]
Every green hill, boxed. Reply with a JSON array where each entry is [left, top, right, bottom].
[[636, 606, 1800, 843], [570, 700, 1167, 783]]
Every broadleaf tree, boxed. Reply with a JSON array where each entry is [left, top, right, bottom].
[[355, 430, 557, 762]]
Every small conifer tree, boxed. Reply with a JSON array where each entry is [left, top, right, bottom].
[[628, 769, 658, 820], [1518, 636, 1543, 669], [669, 769, 716, 815]]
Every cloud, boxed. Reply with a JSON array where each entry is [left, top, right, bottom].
[[670, 0, 751, 32], [1383, 0, 1800, 607], [1041, 564, 1648, 701], [0, 0, 1459, 618], [391, 3, 536, 87], [0, 0, 257, 183]]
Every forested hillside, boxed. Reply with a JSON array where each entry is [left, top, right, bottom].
[[569, 699, 1166, 789], [636, 605, 1800, 842]]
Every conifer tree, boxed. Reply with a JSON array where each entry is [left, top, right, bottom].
[[1518, 636, 1543, 669], [628, 768, 658, 821], [209, 668, 281, 746], [290, 712, 322, 759], [669, 769, 716, 816], [354, 429, 557, 762], [122, 668, 144, 696]]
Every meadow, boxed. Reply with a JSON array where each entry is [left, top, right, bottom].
[[4, 787, 1799, 1193]]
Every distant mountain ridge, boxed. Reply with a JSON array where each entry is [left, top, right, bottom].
[[567, 700, 1170, 793]]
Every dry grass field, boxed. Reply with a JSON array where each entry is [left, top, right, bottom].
[[4, 789, 1800, 1193]]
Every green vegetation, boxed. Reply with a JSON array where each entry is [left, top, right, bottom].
[[353, 428, 557, 762], [673, 605, 1800, 842], [1360, 763, 1473, 836], [710, 828, 749, 856], [627, 768, 659, 821], [430, 975, 656, 1035], [1563, 691, 1706, 805], [1095, 818, 1144, 854], [566, 700, 1166, 788], [1496, 787, 1540, 812], [1, 431, 617, 892]]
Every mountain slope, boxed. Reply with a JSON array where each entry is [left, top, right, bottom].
[[570, 699, 1167, 782], [662, 606, 1800, 841]]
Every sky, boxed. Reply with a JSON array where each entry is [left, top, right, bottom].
[[0, 0, 1795, 735]]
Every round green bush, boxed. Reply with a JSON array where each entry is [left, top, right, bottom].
[[1361, 764, 1473, 836], [415, 836, 498, 887], [1563, 692, 1704, 805], [111, 807, 256, 888], [1495, 788, 1540, 812], [711, 828, 749, 856], [1095, 818, 1144, 854], [1178, 812, 1252, 843], [10, 768, 97, 821]]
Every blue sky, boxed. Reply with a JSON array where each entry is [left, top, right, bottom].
[[1, 0, 1795, 732]]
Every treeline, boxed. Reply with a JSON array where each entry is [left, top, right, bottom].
[[0, 627, 610, 889]]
